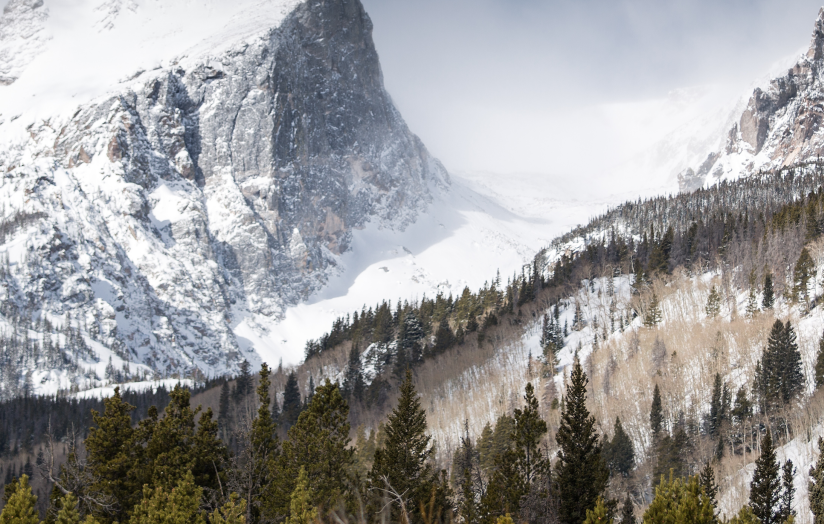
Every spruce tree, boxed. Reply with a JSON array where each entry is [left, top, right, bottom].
[[604, 417, 634, 477], [369, 369, 439, 523], [642, 474, 714, 524], [705, 286, 721, 318], [280, 371, 301, 429], [210, 493, 246, 524], [644, 293, 662, 327], [267, 380, 353, 521], [342, 344, 365, 401], [234, 360, 253, 403], [816, 333, 824, 391], [794, 247, 815, 302], [433, 317, 455, 355], [0, 474, 39, 524], [85, 387, 140, 521], [218, 381, 231, 431], [650, 384, 663, 436], [778, 460, 796, 524], [749, 431, 781, 524], [242, 363, 280, 524], [708, 373, 725, 437], [763, 272, 775, 309], [582, 497, 611, 524], [286, 467, 317, 524], [698, 463, 718, 508], [556, 357, 609, 524], [809, 437, 824, 524]]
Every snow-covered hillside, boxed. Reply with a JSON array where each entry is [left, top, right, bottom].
[[0, 0, 448, 397]]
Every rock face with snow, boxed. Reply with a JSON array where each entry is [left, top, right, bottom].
[[680, 8, 824, 191], [0, 0, 447, 394]]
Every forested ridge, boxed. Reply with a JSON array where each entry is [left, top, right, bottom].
[[7, 163, 824, 522]]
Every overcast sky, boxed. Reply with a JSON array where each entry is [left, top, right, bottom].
[[361, 0, 824, 179]]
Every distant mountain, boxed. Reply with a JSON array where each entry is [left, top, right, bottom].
[[680, 8, 824, 190], [0, 0, 446, 398]]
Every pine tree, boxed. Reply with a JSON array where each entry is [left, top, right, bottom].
[[708, 373, 725, 437], [644, 293, 662, 327], [698, 463, 718, 508], [642, 474, 714, 524], [650, 384, 663, 436], [778, 460, 796, 524], [267, 380, 353, 521], [369, 369, 440, 523], [210, 493, 246, 524], [56, 492, 81, 524], [763, 272, 775, 309], [85, 387, 140, 521], [280, 371, 301, 429], [731, 386, 752, 423], [129, 471, 205, 524], [750, 431, 781, 524], [219, 381, 231, 431], [809, 437, 824, 524], [342, 344, 365, 401], [705, 286, 721, 318], [234, 360, 253, 403], [756, 320, 804, 411], [0, 474, 39, 524], [583, 497, 611, 524], [619, 495, 635, 524], [746, 270, 759, 318], [556, 357, 609, 524], [286, 467, 317, 524], [433, 317, 455, 355], [604, 417, 634, 477], [817, 333, 824, 391]]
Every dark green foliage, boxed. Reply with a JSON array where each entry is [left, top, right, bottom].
[[816, 333, 824, 391], [794, 247, 815, 302], [267, 380, 353, 521], [650, 384, 663, 436], [369, 369, 447, 523], [342, 344, 365, 402], [234, 360, 252, 403], [698, 463, 718, 508], [555, 358, 609, 524], [809, 437, 824, 524], [619, 494, 635, 524], [749, 431, 781, 524], [653, 427, 690, 480], [762, 272, 775, 309], [708, 373, 729, 437], [731, 386, 752, 423], [432, 317, 455, 356], [603, 417, 634, 477], [280, 371, 302, 430], [778, 460, 796, 524], [218, 381, 230, 431], [755, 320, 804, 412]]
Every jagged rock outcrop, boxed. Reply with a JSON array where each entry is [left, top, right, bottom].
[[680, 7, 824, 191], [0, 0, 447, 393]]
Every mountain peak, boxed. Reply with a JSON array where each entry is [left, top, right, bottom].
[[806, 6, 824, 60]]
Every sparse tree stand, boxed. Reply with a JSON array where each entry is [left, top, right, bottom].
[[555, 358, 609, 524]]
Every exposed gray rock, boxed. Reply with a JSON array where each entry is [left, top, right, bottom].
[[0, 0, 447, 391]]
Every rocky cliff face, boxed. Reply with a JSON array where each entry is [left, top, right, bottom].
[[0, 0, 447, 395], [679, 8, 824, 191]]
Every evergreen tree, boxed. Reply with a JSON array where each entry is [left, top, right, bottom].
[[234, 360, 253, 403], [750, 431, 781, 524], [0, 474, 39, 524], [619, 495, 635, 524], [729, 506, 760, 524], [794, 247, 815, 303], [763, 272, 775, 309], [583, 497, 611, 524], [644, 293, 662, 327], [267, 380, 353, 521], [816, 333, 824, 391], [708, 373, 726, 437], [210, 493, 246, 524], [280, 372, 301, 430], [342, 344, 365, 402], [809, 437, 824, 524], [731, 386, 752, 423], [556, 357, 609, 524], [705, 286, 721, 318], [129, 471, 205, 524], [56, 492, 81, 524], [85, 387, 140, 521], [756, 320, 804, 411], [650, 384, 663, 436], [219, 381, 231, 431], [642, 474, 714, 524], [369, 369, 442, 523], [698, 463, 718, 508], [604, 417, 634, 477], [286, 467, 317, 524], [433, 317, 455, 355], [778, 460, 796, 524]]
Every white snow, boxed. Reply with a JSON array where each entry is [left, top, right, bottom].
[[0, 0, 303, 142], [71, 378, 193, 399]]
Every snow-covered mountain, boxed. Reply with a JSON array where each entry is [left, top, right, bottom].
[[680, 8, 824, 190], [0, 0, 447, 396]]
